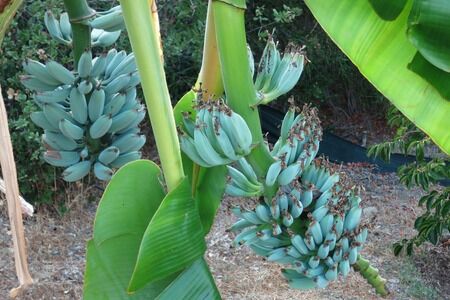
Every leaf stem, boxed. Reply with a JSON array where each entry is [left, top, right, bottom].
[[120, 0, 184, 191], [212, 0, 275, 179]]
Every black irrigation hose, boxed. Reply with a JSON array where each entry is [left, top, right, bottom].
[[259, 105, 450, 186]]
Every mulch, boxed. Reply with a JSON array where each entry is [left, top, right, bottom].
[[1, 164, 449, 299]]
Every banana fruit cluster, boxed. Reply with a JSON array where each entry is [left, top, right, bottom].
[[229, 107, 368, 290], [44, 6, 123, 48], [179, 100, 253, 167], [21, 49, 146, 182], [266, 105, 322, 187], [253, 36, 306, 105]]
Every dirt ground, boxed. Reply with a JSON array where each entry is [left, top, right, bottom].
[[1, 164, 449, 299]]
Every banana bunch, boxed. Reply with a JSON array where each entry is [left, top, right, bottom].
[[44, 10, 121, 48], [22, 49, 146, 182], [90, 5, 126, 32], [231, 159, 368, 290], [254, 36, 306, 104], [266, 105, 322, 187], [178, 100, 253, 168], [228, 107, 369, 290]]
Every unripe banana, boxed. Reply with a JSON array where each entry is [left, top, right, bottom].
[[339, 259, 350, 277], [179, 134, 211, 167], [88, 88, 106, 122], [90, 114, 112, 139], [104, 73, 131, 95], [94, 30, 121, 47], [43, 131, 80, 151], [69, 88, 88, 124], [90, 9, 124, 32], [94, 162, 114, 181], [43, 103, 75, 128], [109, 151, 142, 168], [110, 53, 136, 78], [22, 59, 60, 85], [59, 12, 72, 41], [31, 111, 59, 131], [265, 160, 282, 186], [237, 158, 258, 184], [108, 109, 138, 133], [278, 162, 301, 186], [20, 75, 59, 92], [291, 235, 310, 255], [77, 80, 93, 94], [59, 119, 84, 140], [105, 50, 127, 78], [287, 277, 316, 290], [46, 60, 75, 85], [78, 50, 93, 78], [344, 206, 362, 231], [312, 205, 329, 222], [98, 146, 120, 165], [194, 127, 231, 166], [280, 108, 295, 143], [219, 110, 252, 155], [112, 133, 143, 153], [34, 87, 71, 104], [44, 11, 69, 45], [255, 204, 271, 223], [227, 166, 262, 193], [225, 184, 260, 197], [62, 160, 92, 182], [91, 54, 107, 78], [104, 93, 126, 116], [44, 150, 80, 167]]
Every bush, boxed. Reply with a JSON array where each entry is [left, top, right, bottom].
[[368, 106, 450, 254]]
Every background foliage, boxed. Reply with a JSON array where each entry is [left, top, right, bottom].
[[1, 0, 384, 204], [369, 106, 450, 254]]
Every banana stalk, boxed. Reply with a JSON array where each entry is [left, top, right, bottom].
[[62, 0, 95, 65], [353, 255, 389, 297], [212, 0, 275, 191], [120, 0, 184, 191]]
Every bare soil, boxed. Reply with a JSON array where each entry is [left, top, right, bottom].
[[1, 164, 449, 299]]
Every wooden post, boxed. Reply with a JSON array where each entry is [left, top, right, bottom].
[[0, 86, 33, 298]]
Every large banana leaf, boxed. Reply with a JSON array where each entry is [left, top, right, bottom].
[[84, 160, 216, 298], [305, 0, 450, 154]]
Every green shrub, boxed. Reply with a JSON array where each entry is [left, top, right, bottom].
[[368, 106, 450, 254]]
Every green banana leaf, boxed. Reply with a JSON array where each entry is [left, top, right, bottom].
[[155, 258, 221, 300], [305, 0, 450, 154], [84, 160, 215, 298], [173, 90, 227, 235], [128, 176, 206, 292]]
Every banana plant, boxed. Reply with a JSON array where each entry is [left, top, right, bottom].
[[83, 0, 388, 298], [304, 0, 450, 155]]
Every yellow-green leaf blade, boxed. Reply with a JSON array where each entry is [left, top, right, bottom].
[[305, 0, 450, 154]]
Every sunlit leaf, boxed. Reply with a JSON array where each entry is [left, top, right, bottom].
[[305, 0, 450, 154]]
